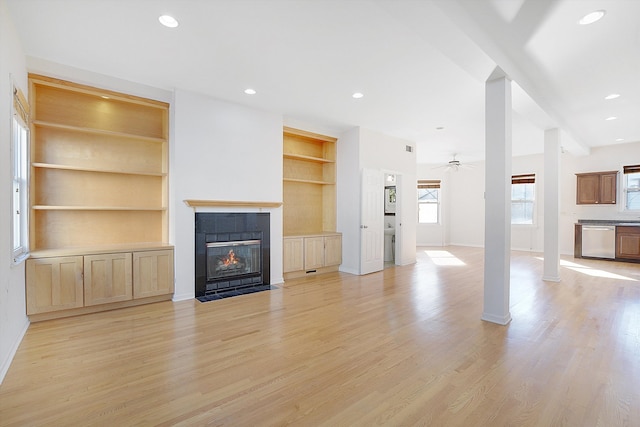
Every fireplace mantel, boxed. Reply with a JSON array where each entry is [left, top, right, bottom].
[[184, 200, 282, 208]]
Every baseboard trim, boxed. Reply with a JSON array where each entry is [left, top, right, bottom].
[[481, 312, 512, 325], [0, 317, 29, 385]]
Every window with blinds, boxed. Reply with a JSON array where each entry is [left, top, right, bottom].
[[623, 165, 640, 210], [417, 180, 440, 224], [12, 82, 30, 264], [512, 174, 535, 224]]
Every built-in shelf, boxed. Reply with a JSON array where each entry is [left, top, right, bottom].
[[33, 120, 167, 143], [283, 178, 335, 185], [32, 206, 167, 211], [183, 200, 283, 208], [32, 162, 167, 177], [283, 153, 335, 164]]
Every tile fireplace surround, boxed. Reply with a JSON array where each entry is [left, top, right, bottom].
[[194, 212, 271, 299]]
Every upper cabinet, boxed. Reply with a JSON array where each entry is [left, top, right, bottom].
[[576, 171, 618, 205], [283, 127, 337, 235], [29, 74, 170, 250]]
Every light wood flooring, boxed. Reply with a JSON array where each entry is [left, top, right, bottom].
[[1, 246, 640, 426]]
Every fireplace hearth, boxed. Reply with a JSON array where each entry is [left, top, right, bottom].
[[195, 213, 270, 299]]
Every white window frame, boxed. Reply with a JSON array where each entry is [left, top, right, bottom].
[[11, 82, 30, 265], [622, 165, 640, 211], [417, 180, 440, 224], [511, 174, 536, 225]]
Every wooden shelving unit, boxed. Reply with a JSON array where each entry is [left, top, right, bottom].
[[282, 127, 341, 279], [26, 74, 173, 320], [29, 74, 169, 249]]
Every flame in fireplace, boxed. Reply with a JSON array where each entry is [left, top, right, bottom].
[[221, 249, 239, 266]]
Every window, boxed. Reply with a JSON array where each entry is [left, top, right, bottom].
[[11, 83, 30, 264], [418, 180, 440, 224], [623, 165, 640, 210], [511, 174, 535, 224]]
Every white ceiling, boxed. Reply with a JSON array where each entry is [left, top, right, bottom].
[[6, 0, 640, 165]]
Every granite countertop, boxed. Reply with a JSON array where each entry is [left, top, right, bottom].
[[578, 219, 640, 226]]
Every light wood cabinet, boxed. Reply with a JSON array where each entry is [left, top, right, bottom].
[[324, 234, 343, 267], [84, 253, 133, 306], [26, 246, 174, 321], [283, 237, 304, 273], [616, 226, 640, 260], [304, 237, 325, 270], [26, 256, 83, 315], [133, 250, 175, 298], [26, 74, 173, 320], [576, 171, 618, 205], [283, 233, 342, 279], [283, 127, 341, 279]]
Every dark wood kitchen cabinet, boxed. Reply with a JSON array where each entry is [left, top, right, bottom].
[[576, 171, 618, 205], [616, 226, 640, 260]]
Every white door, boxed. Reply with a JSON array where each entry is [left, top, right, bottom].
[[360, 168, 384, 274]]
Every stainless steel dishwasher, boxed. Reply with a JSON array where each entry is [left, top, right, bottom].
[[582, 225, 616, 259]]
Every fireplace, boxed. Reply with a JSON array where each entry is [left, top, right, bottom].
[[195, 213, 270, 298]]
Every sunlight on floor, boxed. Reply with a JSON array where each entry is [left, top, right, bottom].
[[424, 250, 466, 266], [535, 257, 638, 281]]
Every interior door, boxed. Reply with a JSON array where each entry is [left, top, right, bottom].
[[360, 168, 384, 274]]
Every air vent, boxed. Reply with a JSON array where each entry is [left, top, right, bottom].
[[406, 145, 413, 152]]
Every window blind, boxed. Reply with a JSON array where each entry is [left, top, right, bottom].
[[623, 165, 640, 174], [13, 85, 29, 124], [417, 179, 441, 189], [512, 174, 535, 184]]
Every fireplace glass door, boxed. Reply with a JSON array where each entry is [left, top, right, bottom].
[[206, 240, 262, 281]]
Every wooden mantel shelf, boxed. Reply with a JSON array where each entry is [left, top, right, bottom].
[[183, 200, 283, 208]]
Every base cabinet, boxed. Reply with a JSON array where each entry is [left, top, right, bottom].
[[133, 250, 175, 298], [283, 233, 341, 279], [616, 226, 640, 260], [26, 247, 174, 319], [26, 256, 84, 315], [84, 253, 133, 306]]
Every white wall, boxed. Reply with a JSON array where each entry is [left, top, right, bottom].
[[417, 141, 640, 255], [337, 127, 417, 272], [0, 0, 29, 383], [171, 90, 284, 300]]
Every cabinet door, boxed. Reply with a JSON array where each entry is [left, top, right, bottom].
[[576, 174, 600, 204], [133, 249, 174, 298], [26, 256, 83, 315], [283, 238, 304, 273], [304, 237, 325, 269], [599, 173, 617, 204], [84, 253, 133, 306], [324, 235, 342, 267], [616, 227, 640, 259]]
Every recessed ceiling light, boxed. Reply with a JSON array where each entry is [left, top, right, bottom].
[[578, 10, 606, 25], [159, 15, 179, 28], [615, 138, 625, 142], [352, 92, 364, 99], [101, 95, 110, 99], [605, 116, 617, 121], [244, 88, 257, 95], [605, 93, 620, 100]]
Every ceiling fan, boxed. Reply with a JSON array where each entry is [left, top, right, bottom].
[[433, 154, 474, 172]]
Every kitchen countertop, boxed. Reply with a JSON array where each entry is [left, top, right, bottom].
[[578, 219, 640, 226]]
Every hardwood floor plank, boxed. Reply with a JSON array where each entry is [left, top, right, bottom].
[[1, 246, 640, 426]]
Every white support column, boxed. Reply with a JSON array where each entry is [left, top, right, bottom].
[[482, 68, 512, 325], [543, 128, 561, 281]]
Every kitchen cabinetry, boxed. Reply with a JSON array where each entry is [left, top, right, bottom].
[[576, 171, 618, 205], [616, 226, 640, 260], [26, 247, 174, 321], [283, 233, 342, 279]]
